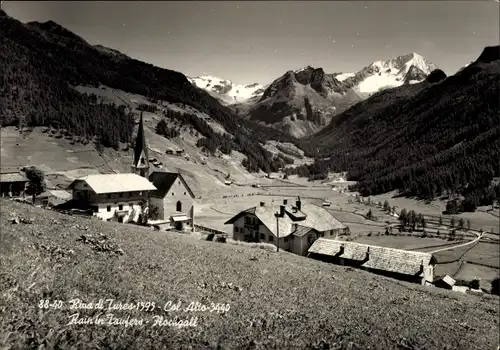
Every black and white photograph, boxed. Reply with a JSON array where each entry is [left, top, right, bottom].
[[1, 0, 499, 348]]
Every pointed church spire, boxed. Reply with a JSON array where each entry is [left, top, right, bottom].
[[132, 112, 149, 177]]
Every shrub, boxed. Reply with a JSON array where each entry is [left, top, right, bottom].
[[215, 235, 227, 243], [206, 233, 215, 241]]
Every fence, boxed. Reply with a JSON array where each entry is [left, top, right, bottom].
[[193, 224, 227, 236]]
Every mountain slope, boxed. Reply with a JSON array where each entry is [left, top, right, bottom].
[[242, 53, 438, 138], [294, 46, 500, 209], [247, 67, 363, 138], [0, 12, 297, 174], [188, 75, 265, 105]]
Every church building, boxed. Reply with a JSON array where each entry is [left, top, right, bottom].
[[131, 112, 196, 230]]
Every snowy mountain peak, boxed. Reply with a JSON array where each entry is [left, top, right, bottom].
[[188, 75, 264, 105], [344, 52, 439, 95], [334, 72, 356, 82], [294, 65, 315, 73]]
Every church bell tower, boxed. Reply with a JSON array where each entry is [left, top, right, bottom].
[[131, 112, 149, 178]]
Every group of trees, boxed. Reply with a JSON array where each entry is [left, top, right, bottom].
[[137, 104, 156, 113], [155, 119, 179, 139], [398, 209, 427, 231]]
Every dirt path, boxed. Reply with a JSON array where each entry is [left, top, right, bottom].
[[428, 231, 482, 254]]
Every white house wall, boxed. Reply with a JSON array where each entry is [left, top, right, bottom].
[[231, 213, 291, 252], [155, 179, 194, 220]]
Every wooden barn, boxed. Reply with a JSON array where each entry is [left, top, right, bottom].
[[0, 172, 28, 198]]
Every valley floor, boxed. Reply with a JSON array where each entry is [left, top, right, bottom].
[[1, 200, 499, 349]]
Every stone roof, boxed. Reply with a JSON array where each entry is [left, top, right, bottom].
[[0, 172, 28, 183], [308, 238, 436, 276], [292, 225, 316, 237]]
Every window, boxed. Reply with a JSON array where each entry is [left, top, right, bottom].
[[107, 206, 111, 212], [260, 233, 264, 239], [140, 158, 145, 165], [118, 204, 123, 210], [176, 201, 182, 212], [284, 237, 288, 243], [268, 235, 274, 242], [172, 192, 175, 196], [235, 227, 239, 233], [184, 192, 187, 195], [119, 193, 123, 197], [107, 194, 111, 199]]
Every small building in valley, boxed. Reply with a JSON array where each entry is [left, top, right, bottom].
[[307, 238, 436, 285], [0, 171, 29, 198], [433, 275, 456, 290], [224, 197, 349, 256], [67, 173, 157, 222], [148, 171, 195, 230]]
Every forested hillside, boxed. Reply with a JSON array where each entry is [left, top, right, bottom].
[[294, 47, 500, 211], [0, 11, 296, 173]]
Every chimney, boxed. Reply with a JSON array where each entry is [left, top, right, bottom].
[[260, 202, 265, 207], [279, 205, 285, 218], [296, 196, 301, 211], [283, 199, 288, 205]]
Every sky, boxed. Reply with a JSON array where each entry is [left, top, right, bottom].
[[2, 1, 499, 84]]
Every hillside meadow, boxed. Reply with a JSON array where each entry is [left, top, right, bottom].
[[1, 200, 499, 349]]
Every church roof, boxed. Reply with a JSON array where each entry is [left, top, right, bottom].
[[148, 171, 195, 198], [133, 112, 149, 168]]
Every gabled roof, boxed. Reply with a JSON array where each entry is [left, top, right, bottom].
[[67, 173, 157, 194], [224, 203, 346, 238], [39, 190, 72, 200], [148, 171, 195, 198], [0, 172, 29, 182], [434, 275, 456, 287], [308, 238, 436, 276], [292, 225, 316, 237]]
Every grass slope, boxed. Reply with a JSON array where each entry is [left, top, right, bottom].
[[1, 200, 499, 349]]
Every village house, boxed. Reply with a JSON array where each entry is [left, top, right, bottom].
[[433, 275, 456, 290], [148, 171, 195, 230], [224, 197, 349, 256], [64, 112, 158, 223], [0, 171, 29, 198], [307, 238, 436, 285], [67, 173, 157, 222]]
